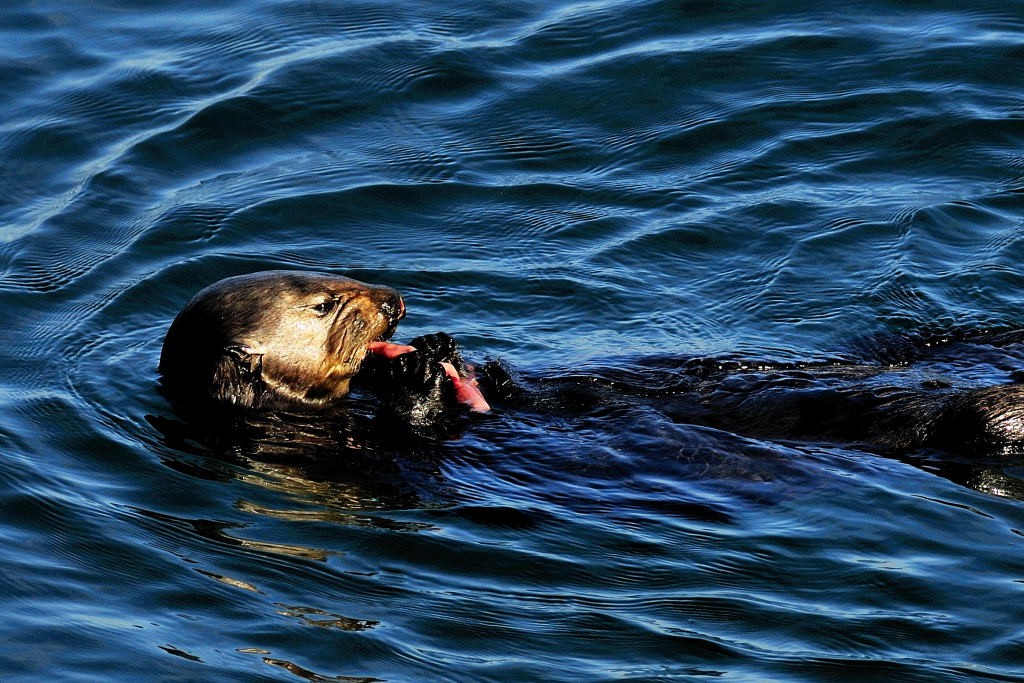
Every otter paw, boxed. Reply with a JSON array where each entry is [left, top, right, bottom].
[[390, 350, 449, 392], [378, 350, 458, 426], [409, 332, 463, 368]]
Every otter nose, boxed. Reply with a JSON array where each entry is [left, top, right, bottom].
[[381, 293, 405, 324]]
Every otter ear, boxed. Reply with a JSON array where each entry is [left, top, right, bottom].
[[210, 344, 265, 408]]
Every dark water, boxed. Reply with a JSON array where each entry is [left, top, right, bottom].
[[3, 0, 1024, 679]]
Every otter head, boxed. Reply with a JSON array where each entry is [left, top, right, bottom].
[[159, 270, 405, 410]]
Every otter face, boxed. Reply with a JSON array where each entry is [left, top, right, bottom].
[[159, 271, 405, 409]]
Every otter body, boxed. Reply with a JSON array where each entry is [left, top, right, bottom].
[[482, 333, 1024, 456]]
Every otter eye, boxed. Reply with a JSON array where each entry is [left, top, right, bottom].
[[310, 297, 338, 317]]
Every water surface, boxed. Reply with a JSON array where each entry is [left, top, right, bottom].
[[2, 0, 1024, 680]]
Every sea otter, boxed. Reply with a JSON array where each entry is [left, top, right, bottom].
[[159, 271, 1024, 456]]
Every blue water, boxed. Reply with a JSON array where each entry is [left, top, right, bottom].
[[2, 0, 1024, 679]]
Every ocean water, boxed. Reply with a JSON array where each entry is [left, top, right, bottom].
[[2, 0, 1024, 680]]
